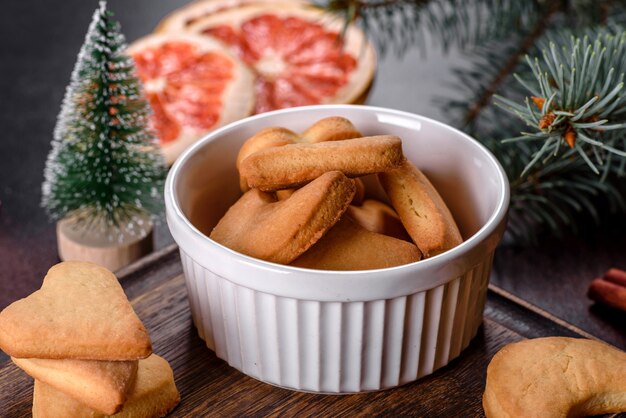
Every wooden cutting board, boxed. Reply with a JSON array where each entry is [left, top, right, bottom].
[[0, 246, 623, 417]]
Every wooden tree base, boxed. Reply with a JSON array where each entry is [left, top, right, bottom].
[[56, 215, 154, 273]]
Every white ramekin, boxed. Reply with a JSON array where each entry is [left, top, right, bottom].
[[165, 105, 509, 393]]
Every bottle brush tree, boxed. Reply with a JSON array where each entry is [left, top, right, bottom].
[[42, 2, 166, 241]]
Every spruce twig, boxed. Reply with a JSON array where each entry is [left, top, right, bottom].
[[496, 30, 626, 175], [438, 20, 626, 242], [320, 0, 543, 56], [322, 0, 626, 242], [484, 131, 625, 243], [463, 2, 559, 126], [321, 0, 626, 58]]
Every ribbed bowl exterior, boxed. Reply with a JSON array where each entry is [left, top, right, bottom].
[[166, 105, 510, 393], [180, 249, 493, 393]]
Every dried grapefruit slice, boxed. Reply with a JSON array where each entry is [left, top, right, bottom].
[[155, 0, 308, 33], [127, 33, 254, 164], [185, 4, 376, 113]]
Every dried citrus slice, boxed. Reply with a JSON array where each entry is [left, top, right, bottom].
[[155, 0, 308, 33], [185, 3, 376, 113], [127, 33, 254, 164]]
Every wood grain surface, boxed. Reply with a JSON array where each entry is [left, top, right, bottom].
[[1, 250, 624, 417]]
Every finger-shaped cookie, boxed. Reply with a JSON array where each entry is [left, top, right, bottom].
[[241, 135, 403, 191], [291, 216, 421, 270], [237, 127, 300, 191], [379, 160, 462, 257], [483, 337, 626, 418], [301, 116, 362, 143], [0, 261, 151, 360], [211, 171, 356, 264], [13, 358, 136, 415], [32, 354, 180, 418], [346, 199, 411, 242], [238, 117, 363, 192]]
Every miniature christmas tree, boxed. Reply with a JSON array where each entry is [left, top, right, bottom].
[[42, 2, 166, 241]]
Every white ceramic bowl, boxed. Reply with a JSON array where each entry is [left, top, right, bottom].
[[165, 105, 509, 393]]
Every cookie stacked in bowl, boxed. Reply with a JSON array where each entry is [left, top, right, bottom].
[[211, 116, 463, 270], [165, 105, 509, 393]]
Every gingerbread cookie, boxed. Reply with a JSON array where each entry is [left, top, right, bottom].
[[211, 171, 356, 264]]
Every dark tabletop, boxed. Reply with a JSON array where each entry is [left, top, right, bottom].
[[0, 0, 624, 359], [3, 249, 623, 418]]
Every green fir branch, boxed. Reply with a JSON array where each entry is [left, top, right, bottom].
[[484, 131, 625, 243], [438, 19, 626, 243], [332, 1, 626, 242], [491, 28, 626, 242], [319, 0, 626, 57], [434, 37, 525, 134], [320, 0, 543, 55], [495, 29, 626, 175]]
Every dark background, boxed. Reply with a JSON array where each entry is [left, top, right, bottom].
[[0, 0, 470, 303], [0, 0, 624, 348]]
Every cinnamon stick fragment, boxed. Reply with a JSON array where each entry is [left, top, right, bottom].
[[588, 278, 626, 312], [604, 268, 626, 288]]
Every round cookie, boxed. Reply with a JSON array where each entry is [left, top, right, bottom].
[[483, 337, 626, 418]]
